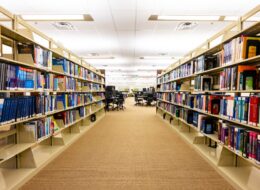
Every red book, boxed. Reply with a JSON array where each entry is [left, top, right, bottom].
[[251, 132, 258, 160], [249, 96, 259, 126], [208, 95, 221, 114]]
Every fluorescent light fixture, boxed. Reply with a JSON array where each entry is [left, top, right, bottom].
[[224, 16, 260, 22], [20, 14, 94, 21], [83, 56, 115, 60], [224, 16, 239, 21], [149, 15, 220, 21], [140, 56, 175, 60]]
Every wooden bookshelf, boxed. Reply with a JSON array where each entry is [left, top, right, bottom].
[[0, 7, 106, 190], [156, 6, 260, 190]]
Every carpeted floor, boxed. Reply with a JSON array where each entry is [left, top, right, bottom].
[[21, 98, 234, 190]]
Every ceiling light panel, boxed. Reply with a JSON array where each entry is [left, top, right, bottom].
[[156, 15, 220, 21], [20, 14, 93, 21]]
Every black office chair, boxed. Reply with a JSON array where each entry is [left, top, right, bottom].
[[115, 93, 125, 110], [134, 93, 143, 105], [145, 93, 154, 106]]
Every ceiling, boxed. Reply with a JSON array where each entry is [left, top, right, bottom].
[[1, 0, 259, 89]]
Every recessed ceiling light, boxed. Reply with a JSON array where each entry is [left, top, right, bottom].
[[20, 14, 94, 21], [176, 22, 198, 31], [53, 22, 77, 31]]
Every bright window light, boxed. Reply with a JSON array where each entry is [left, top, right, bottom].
[[21, 14, 85, 21], [157, 15, 220, 21]]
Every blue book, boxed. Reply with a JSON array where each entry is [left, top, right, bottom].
[[0, 98, 5, 123], [52, 58, 68, 73], [57, 94, 66, 108]]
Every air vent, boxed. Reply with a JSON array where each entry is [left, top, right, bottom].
[[53, 22, 77, 31], [176, 22, 197, 31]]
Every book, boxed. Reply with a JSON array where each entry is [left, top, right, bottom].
[[237, 65, 257, 90], [257, 134, 260, 164], [248, 96, 259, 126]]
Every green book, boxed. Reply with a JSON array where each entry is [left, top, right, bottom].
[[245, 76, 253, 90]]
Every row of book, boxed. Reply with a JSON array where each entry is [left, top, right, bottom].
[[193, 54, 221, 73], [0, 62, 104, 91], [56, 93, 93, 109], [222, 36, 260, 65], [158, 82, 181, 91], [52, 58, 102, 81], [17, 44, 103, 81], [22, 102, 104, 141], [158, 92, 260, 127], [23, 117, 59, 140], [82, 82, 104, 91], [219, 65, 259, 91], [0, 96, 44, 125], [194, 95, 260, 126], [193, 65, 259, 91], [218, 121, 260, 162], [18, 44, 52, 68], [157, 36, 260, 85], [0, 93, 104, 125]]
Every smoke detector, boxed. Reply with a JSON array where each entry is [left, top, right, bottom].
[[53, 22, 77, 31], [176, 22, 198, 31]]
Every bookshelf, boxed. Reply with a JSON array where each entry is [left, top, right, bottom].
[[0, 7, 106, 190], [156, 5, 260, 190]]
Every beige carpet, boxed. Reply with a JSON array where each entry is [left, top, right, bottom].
[[21, 98, 234, 190]]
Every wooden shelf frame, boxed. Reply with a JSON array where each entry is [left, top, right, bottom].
[[0, 109, 105, 190], [156, 7, 260, 188], [157, 107, 260, 172], [0, 56, 105, 85], [158, 5, 260, 78], [158, 55, 260, 85], [157, 98, 260, 131], [0, 8, 104, 79], [0, 6, 107, 190]]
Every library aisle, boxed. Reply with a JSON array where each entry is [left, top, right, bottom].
[[21, 98, 233, 190]]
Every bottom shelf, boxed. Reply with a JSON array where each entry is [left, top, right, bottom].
[[158, 111, 260, 190], [0, 109, 105, 190], [194, 144, 220, 165], [219, 166, 260, 190]]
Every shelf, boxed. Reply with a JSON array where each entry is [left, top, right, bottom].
[[218, 166, 259, 190], [0, 143, 34, 165], [222, 144, 260, 169], [0, 99, 104, 130], [158, 105, 260, 170], [52, 105, 105, 136], [0, 168, 34, 190], [0, 115, 46, 130], [194, 144, 220, 165], [0, 56, 104, 85], [32, 145, 61, 167], [158, 21, 260, 78], [0, 129, 17, 139], [157, 90, 191, 93], [0, 24, 104, 78], [159, 55, 260, 85], [192, 89, 260, 94], [157, 99, 260, 131]]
